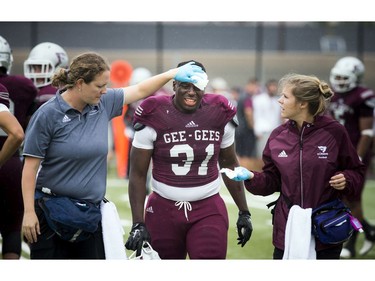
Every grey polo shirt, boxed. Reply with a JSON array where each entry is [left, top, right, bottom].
[[23, 88, 124, 203]]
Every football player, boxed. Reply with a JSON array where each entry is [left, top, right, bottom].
[[24, 42, 69, 110], [125, 60, 253, 259], [0, 83, 24, 168], [0, 35, 37, 259], [328, 56, 375, 258]]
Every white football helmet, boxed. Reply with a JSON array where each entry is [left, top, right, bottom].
[[129, 67, 152, 85], [24, 42, 69, 88], [330, 56, 365, 93], [0, 35, 13, 74]]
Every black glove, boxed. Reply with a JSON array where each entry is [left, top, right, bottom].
[[236, 210, 253, 247], [125, 222, 151, 256]]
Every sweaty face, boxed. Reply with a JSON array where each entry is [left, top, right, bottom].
[[173, 81, 204, 113]]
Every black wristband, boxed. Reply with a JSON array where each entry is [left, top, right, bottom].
[[239, 210, 251, 216], [132, 222, 146, 229]]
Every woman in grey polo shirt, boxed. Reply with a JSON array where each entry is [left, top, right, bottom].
[[21, 52, 203, 259]]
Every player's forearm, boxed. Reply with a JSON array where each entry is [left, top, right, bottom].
[[224, 179, 249, 212], [0, 135, 23, 166], [128, 180, 148, 223], [357, 135, 372, 159]]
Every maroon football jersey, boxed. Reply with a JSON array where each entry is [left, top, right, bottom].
[[133, 94, 236, 187], [0, 74, 37, 131], [35, 84, 58, 109], [0, 82, 10, 108], [329, 86, 375, 147]]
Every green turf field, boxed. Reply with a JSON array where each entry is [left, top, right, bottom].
[[105, 172, 375, 260], [5, 164, 375, 260]]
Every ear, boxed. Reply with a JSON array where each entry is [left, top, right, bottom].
[[300, 101, 308, 110], [76, 78, 84, 88]]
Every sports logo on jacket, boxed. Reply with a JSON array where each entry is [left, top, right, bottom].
[[278, 150, 288, 158], [317, 146, 328, 159]]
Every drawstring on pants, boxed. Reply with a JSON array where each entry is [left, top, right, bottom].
[[175, 201, 192, 221]]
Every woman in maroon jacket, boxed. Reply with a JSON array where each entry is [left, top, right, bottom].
[[223, 73, 365, 259]]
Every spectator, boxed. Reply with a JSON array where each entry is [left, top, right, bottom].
[[235, 78, 261, 171], [252, 79, 283, 165]]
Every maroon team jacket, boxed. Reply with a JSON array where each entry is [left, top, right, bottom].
[[245, 114, 366, 251]]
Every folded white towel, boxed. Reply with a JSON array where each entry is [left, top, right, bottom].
[[283, 205, 316, 259], [100, 200, 127, 259], [191, 72, 209, 90]]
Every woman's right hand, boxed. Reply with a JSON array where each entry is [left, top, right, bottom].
[[22, 210, 41, 243]]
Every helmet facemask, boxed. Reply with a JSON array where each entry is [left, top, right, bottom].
[[24, 42, 69, 88], [0, 36, 13, 74], [330, 56, 365, 93]]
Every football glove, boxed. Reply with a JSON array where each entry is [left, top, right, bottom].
[[174, 61, 204, 83], [125, 222, 151, 256], [236, 210, 253, 247]]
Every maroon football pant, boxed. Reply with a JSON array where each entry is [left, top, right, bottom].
[[0, 156, 23, 256], [145, 192, 229, 259]]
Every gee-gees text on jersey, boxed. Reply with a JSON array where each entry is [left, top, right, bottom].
[[163, 130, 221, 143]]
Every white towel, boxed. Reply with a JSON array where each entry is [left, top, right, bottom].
[[191, 72, 209, 90], [100, 200, 128, 259], [283, 205, 316, 259]]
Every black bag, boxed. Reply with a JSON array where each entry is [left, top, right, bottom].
[[311, 198, 354, 245], [38, 196, 102, 242]]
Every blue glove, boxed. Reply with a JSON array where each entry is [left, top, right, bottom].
[[220, 167, 254, 181], [232, 167, 254, 181], [174, 61, 204, 83], [125, 222, 151, 257], [236, 210, 253, 247]]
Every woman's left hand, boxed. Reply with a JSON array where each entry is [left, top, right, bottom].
[[329, 173, 346, 190]]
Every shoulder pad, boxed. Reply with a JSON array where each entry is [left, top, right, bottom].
[[134, 123, 146, 131], [231, 115, 239, 127], [365, 96, 375, 109]]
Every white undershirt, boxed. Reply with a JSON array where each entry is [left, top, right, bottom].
[[0, 104, 10, 113]]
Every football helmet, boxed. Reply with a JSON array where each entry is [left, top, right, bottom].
[[330, 56, 365, 93], [0, 35, 13, 74], [129, 67, 152, 85], [24, 42, 69, 88]]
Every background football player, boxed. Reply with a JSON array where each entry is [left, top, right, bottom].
[[0, 35, 37, 259], [24, 42, 69, 111], [328, 56, 375, 258]]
